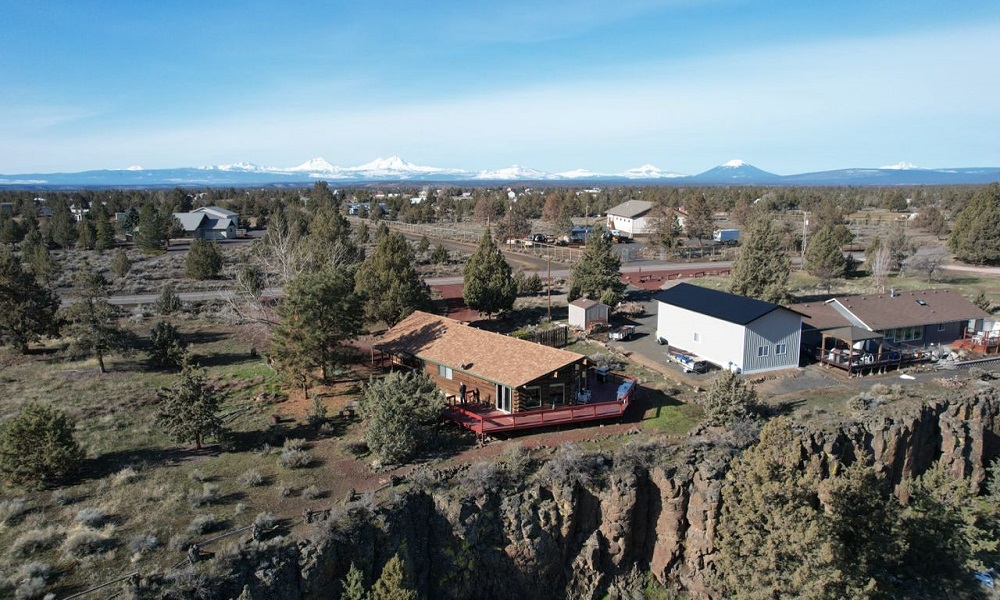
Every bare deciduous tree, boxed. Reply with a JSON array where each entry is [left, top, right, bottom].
[[870, 244, 892, 293]]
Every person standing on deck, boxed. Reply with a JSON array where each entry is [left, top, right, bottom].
[[459, 382, 467, 405]]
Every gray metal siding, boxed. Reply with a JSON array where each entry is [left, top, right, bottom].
[[741, 309, 802, 373]]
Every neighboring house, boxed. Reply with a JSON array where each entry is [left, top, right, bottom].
[[373, 310, 590, 413], [568, 298, 609, 330], [191, 206, 239, 230], [654, 282, 803, 374], [172, 211, 236, 240], [70, 204, 89, 222], [791, 288, 991, 350], [606, 200, 655, 236]]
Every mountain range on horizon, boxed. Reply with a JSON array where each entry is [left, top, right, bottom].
[[2, 156, 999, 188]]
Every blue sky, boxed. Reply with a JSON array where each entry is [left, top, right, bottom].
[[2, 0, 999, 174]]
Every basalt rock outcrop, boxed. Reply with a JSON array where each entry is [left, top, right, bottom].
[[226, 387, 1000, 599]]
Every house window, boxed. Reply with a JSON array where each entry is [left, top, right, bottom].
[[775, 343, 787, 356], [523, 386, 542, 409], [549, 383, 565, 406], [437, 364, 453, 380], [693, 332, 701, 343], [937, 323, 946, 332], [757, 346, 769, 357]]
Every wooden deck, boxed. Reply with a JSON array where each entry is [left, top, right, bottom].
[[443, 372, 637, 436], [813, 347, 930, 376], [953, 328, 1000, 354]]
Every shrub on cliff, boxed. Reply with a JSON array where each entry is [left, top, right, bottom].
[[704, 370, 759, 427]]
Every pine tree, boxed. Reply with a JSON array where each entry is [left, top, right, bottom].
[[341, 562, 368, 600], [92, 203, 116, 251], [568, 227, 625, 304], [61, 270, 130, 373], [729, 216, 791, 304], [20, 228, 58, 283], [369, 554, 417, 600], [949, 183, 1000, 265], [155, 358, 225, 449], [186, 238, 223, 279], [0, 403, 83, 488], [355, 231, 432, 327], [75, 218, 96, 250], [270, 266, 363, 381], [463, 228, 516, 318], [683, 193, 714, 247], [136, 203, 167, 253], [0, 248, 60, 353]]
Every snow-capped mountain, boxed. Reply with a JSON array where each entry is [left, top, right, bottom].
[[287, 157, 342, 173], [879, 161, 923, 170], [345, 156, 469, 179], [202, 161, 273, 173], [3, 156, 1000, 187], [620, 164, 685, 179], [555, 169, 610, 179], [474, 165, 554, 180], [689, 159, 781, 183]]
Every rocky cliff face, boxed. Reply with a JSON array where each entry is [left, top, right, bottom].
[[231, 388, 1000, 600]]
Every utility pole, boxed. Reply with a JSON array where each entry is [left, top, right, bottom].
[[801, 211, 809, 269], [547, 255, 552, 321]]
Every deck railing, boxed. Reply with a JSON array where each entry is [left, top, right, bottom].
[[444, 372, 636, 435]]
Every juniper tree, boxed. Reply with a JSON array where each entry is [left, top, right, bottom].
[[148, 321, 188, 370], [0, 248, 60, 353], [804, 225, 847, 291], [568, 227, 625, 304], [110, 248, 132, 279], [359, 371, 443, 465], [949, 182, 1000, 265], [156, 359, 225, 449], [705, 370, 759, 427], [370, 553, 417, 600], [729, 216, 791, 304], [0, 403, 83, 488], [186, 238, 223, 279], [463, 227, 516, 318], [61, 270, 129, 373]]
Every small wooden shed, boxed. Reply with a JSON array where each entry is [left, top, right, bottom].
[[568, 298, 609, 330]]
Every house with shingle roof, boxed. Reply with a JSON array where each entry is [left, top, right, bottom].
[[373, 310, 590, 414], [606, 199, 657, 237], [173, 209, 237, 240], [654, 282, 803, 374], [791, 288, 991, 349]]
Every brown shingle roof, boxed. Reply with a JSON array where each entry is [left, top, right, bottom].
[[607, 199, 654, 219], [833, 289, 989, 330], [787, 300, 851, 331], [374, 311, 586, 388]]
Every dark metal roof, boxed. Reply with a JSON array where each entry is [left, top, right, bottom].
[[653, 282, 796, 325]]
